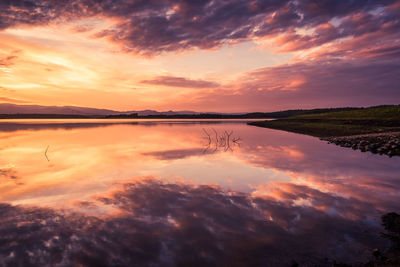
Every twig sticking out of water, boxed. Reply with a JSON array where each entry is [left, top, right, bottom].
[[44, 145, 50, 162], [232, 137, 241, 144], [202, 129, 241, 153]]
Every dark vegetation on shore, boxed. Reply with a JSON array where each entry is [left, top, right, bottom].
[[249, 105, 400, 157], [249, 105, 400, 138], [0, 107, 359, 119]]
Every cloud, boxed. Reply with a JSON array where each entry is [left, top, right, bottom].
[[0, 1, 398, 55], [0, 55, 17, 67], [142, 148, 206, 160], [0, 87, 15, 93], [0, 178, 390, 266], [141, 76, 219, 88], [0, 1, 398, 110], [94, 0, 399, 55], [0, 0, 87, 30], [0, 50, 21, 67], [185, 54, 400, 111], [0, 97, 28, 104]]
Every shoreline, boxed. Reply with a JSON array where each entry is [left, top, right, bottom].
[[249, 122, 400, 157], [322, 132, 400, 157]]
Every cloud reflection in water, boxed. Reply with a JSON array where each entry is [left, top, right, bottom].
[[0, 178, 388, 267]]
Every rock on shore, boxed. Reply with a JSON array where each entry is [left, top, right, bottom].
[[322, 133, 400, 157]]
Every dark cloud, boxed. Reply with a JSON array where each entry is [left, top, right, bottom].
[[94, 0, 399, 55], [0, 0, 61, 30], [0, 178, 391, 266], [0, 0, 90, 30], [0, 0, 398, 55], [141, 76, 219, 88]]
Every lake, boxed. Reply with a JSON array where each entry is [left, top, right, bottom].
[[0, 119, 399, 266]]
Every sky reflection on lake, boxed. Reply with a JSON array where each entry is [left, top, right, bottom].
[[0, 120, 399, 266]]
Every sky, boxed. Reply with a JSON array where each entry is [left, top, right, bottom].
[[0, 0, 399, 112]]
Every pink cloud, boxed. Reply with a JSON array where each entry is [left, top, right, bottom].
[[141, 76, 219, 89], [0, 97, 29, 104]]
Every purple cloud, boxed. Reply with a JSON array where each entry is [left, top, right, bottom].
[[187, 54, 400, 111], [0, 0, 398, 55], [141, 76, 219, 88]]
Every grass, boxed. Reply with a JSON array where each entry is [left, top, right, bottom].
[[249, 105, 400, 138], [292, 105, 400, 121]]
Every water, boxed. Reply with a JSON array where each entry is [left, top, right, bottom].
[[0, 119, 399, 266]]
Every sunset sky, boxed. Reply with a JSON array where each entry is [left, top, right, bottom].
[[0, 0, 399, 112]]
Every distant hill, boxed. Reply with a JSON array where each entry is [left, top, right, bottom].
[[0, 103, 386, 119], [0, 103, 198, 116], [0, 103, 120, 115]]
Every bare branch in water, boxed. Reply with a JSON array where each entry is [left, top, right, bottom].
[[202, 129, 241, 153], [44, 145, 50, 162], [232, 137, 241, 147]]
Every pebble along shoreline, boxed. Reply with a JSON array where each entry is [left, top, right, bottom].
[[322, 133, 400, 157]]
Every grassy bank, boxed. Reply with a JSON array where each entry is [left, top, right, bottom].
[[249, 105, 400, 138]]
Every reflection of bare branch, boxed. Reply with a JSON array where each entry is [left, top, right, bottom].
[[44, 145, 50, 162], [202, 128, 212, 153], [202, 128, 211, 144], [225, 131, 233, 151], [212, 128, 218, 145], [211, 128, 218, 151], [219, 135, 225, 147]]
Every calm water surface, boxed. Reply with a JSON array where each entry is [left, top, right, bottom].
[[0, 119, 399, 266]]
